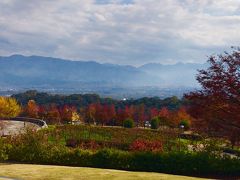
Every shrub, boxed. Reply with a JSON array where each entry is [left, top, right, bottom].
[[129, 139, 163, 152], [0, 138, 11, 161], [179, 119, 190, 130], [123, 119, 134, 128], [78, 140, 100, 150], [151, 117, 160, 129], [66, 139, 79, 148], [93, 148, 131, 169]]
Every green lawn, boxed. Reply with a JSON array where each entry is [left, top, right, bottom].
[[0, 163, 208, 180]]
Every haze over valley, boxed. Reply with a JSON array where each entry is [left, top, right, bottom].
[[0, 55, 206, 98]]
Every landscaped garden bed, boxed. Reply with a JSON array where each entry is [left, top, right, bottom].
[[0, 125, 239, 178]]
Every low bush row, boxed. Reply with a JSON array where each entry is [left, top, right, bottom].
[[1, 140, 239, 177]]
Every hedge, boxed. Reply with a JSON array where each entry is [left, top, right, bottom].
[[3, 143, 240, 177]]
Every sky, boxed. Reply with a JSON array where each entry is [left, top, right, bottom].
[[0, 0, 239, 66]]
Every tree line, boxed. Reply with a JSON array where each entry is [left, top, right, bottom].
[[21, 99, 192, 129], [12, 91, 184, 110]]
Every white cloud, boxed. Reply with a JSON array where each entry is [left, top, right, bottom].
[[0, 0, 239, 65]]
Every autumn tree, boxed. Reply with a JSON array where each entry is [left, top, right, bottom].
[[107, 104, 116, 125], [116, 108, 125, 126], [38, 105, 47, 120], [59, 105, 78, 124], [158, 107, 170, 126], [115, 108, 125, 126], [169, 107, 192, 128], [85, 103, 97, 124], [134, 104, 145, 127], [0, 97, 21, 131], [0, 97, 21, 119], [95, 103, 104, 125], [101, 104, 111, 125], [45, 104, 61, 124], [72, 111, 82, 124], [149, 107, 159, 120], [185, 48, 240, 147], [25, 100, 39, 118]]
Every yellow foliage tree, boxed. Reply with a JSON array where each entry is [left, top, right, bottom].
[[0, 97, 21, 119], [72, 112, 82, 124]]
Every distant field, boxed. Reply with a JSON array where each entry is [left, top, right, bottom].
[[0, 163, 207, 180]]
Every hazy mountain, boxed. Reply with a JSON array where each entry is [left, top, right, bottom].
[[0, 55, 159, 88], [0, 55, 206, 91], [139, 62, 207, 87]]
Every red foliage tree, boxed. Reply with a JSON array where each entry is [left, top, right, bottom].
[[149, 107, 159, 119], [115, 106, 133, 126], [25, 100, 39, 118], [158, 107, 170, 126], [116, 108, 123, 126], [85, 103, 97, 124], [38, 105, 47, 120], [94, 103, 116, 126], [185, 48, 240, 147], [169, 107, 192, 128], [107, 104, 116, 125], [100, 104, 109, 125], [45, 104, 61, 124], [59, 105, 77, 124], [135, 104, 145, 127], [95, 103, 103, 125]]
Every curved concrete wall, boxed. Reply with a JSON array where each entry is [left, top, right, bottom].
[[0, 117, 48, 128]]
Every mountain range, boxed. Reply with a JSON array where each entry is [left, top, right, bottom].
[[0, 55, 206, 96]]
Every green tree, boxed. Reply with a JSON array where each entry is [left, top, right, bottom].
[[179, 119, 190, 130], [151, 117, 160, 129], [123, 119, 134, 128]]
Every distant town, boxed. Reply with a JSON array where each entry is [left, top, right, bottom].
[[0, 86, 195, 99]]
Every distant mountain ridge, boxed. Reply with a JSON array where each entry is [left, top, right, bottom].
[[0, 55, 206, 89]]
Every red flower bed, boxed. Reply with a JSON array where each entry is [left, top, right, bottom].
[[129, 139, 163, 152]]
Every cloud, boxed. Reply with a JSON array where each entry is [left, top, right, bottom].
[[0, 0, 239, 65]]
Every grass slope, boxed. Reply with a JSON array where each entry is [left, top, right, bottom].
[[0, 163, 208, 180]]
